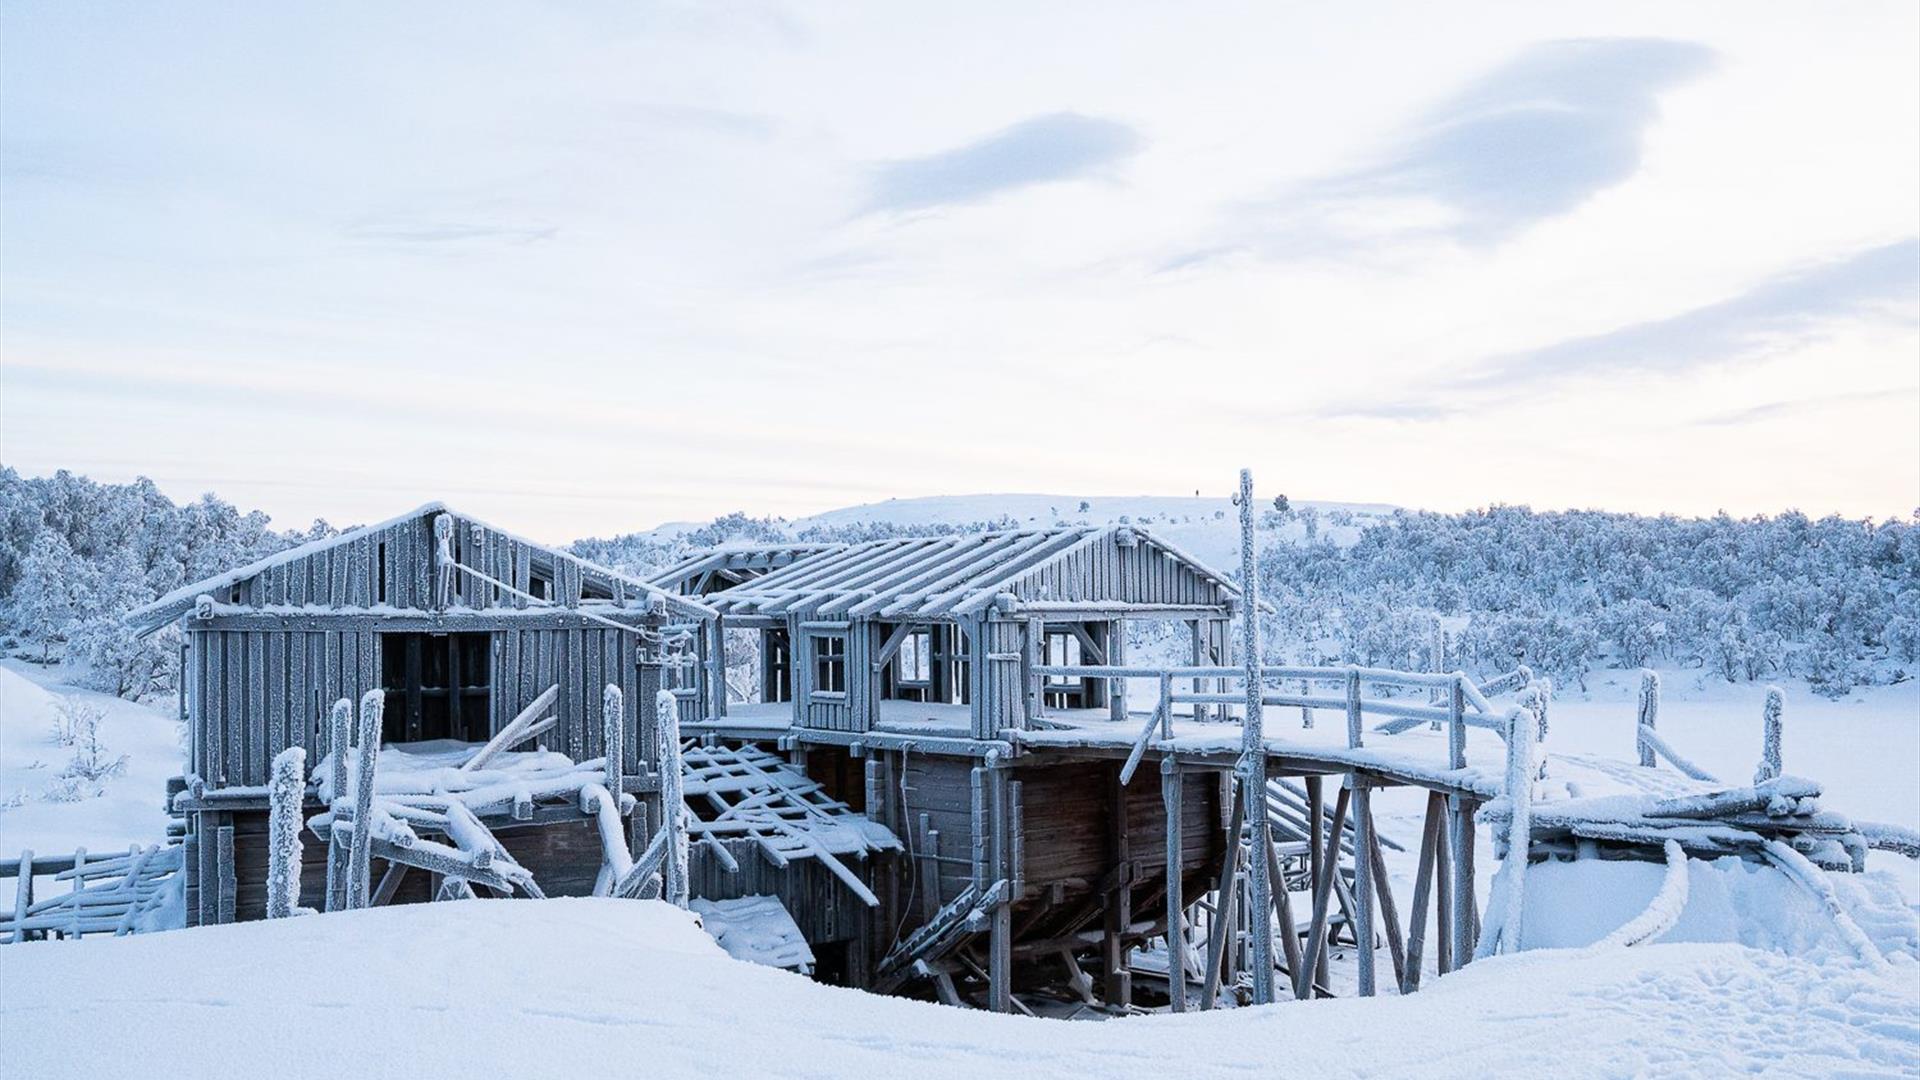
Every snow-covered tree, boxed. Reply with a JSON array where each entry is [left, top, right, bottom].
[[15, 530, 81, 659]]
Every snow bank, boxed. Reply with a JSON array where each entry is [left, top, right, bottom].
[[0, 663, 182, 859], [3, 898, 1915, 1079], [1517, 855, 1920, 961]]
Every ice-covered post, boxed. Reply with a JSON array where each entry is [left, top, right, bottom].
[[266, 746, 307, 918], [1529, 677, 1552, 780], [1635, 669, 1660, 768], [1754, 686, 1785, 785], [1482, 701, 1536, 959], [654, 688, 688, 907], [603, 682, 625, 798], [346, 689, 383, 909], [323, 698, 352, 912], [431, 512, 454, 610], [1235, 468, 1275, 1005]]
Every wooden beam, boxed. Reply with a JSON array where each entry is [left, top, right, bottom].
[[1402, 791, 1445, 993], [1352, 777, 1376, 996], [1293, 782, 1351, 1001], [1103, 765, 1133, 1010], [1162, 756, 1187, 1013], [1366, 791, 1407, 991], [1200, 775, 1244, 1010]]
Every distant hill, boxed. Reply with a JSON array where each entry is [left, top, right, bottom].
[[636, 493, 1397, 569]]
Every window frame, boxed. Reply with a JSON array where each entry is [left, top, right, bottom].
[[811, 632, 847, 698]]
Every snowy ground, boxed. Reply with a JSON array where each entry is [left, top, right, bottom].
[[0, 661, 182, 861], [3, 897, 1915, 1080]]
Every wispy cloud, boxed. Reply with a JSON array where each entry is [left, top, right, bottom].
[[866, 112, 1141, 214], [1176, 38, 1714, 266], [1695, 386, 1918, 427], [1463, 237, 1920, 391], [1314, 237, 1920, 421]]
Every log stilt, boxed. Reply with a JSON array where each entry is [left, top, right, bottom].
[[1162, 756, 1188, 1013], [1293, 781, 1351, 1000], [1103, 766, 1133, 1010], [1200, 774, 1245, 1010], [1352, 777, 1376, 996], [1402, 791, 1446, 992]]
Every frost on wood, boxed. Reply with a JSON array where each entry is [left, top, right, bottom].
[[1635, 669, 1660, 768], [346, 690, 384, 910], [266, 746, 307, 919], [322, 697, 353, 912], [1481, 703, 1537, 960], [1596, 840, 1688, 948], [656, 688, 689, 908], [1755, 686, 1785, 786]]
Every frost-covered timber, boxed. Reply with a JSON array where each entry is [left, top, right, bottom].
[[265, 746, 304, 918]]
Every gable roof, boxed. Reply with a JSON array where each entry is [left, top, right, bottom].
[[646, 542, 845, 597], [128, 501, 712, 635], [706, 525, 1244, 620]]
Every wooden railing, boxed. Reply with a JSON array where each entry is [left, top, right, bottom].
[[1030, 662, 1539, 785], [0, 843, 183, 942]]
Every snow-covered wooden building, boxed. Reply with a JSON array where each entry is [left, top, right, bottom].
[[128, 503, 710, 926], [683, 526, 1252, 1006]]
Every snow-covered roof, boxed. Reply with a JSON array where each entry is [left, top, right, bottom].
[[706, 525, 1244, 620], [645, 542, 844, 596], [128, 501, 712, 634]]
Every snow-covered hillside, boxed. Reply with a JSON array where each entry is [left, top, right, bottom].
[[3, 898, 1914, 1080], [0, 662, 181, 858], [649, 493, 1395, 567]]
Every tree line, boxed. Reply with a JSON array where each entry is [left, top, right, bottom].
[[2, 469, 1913, 703]]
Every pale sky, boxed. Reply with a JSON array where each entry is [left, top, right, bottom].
[[2, 2, 1916, 542]]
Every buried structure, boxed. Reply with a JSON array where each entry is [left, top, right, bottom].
[[9, 481, 1908, 1016]]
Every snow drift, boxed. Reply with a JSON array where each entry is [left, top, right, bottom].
[[2, 897, 1915, 1079]]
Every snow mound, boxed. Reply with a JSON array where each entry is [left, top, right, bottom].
[[1519, 856, 1920, 962], [3, 898, 1916, 1079], [0, 665, 64, 743]]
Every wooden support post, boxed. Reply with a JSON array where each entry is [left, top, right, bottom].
[[707, 616, 728, 720], [1366, 796, 1407, 990], [266, 746, 306, 918], [215, 828, 236, 925], [1448, 794, 1477, 968], [655, 689, 688, 907], [1756, 686, 1784, 785], [1636, 669, 1660, 768], [346, 690, 383, 909], [1345, 667, 1363, 749], [323, 698, 352, 912], [1200, 774, 1244, 1011], [1305, 774, 1327, 989], [1235, 469, 1274, 1006], [917, 812, 942, 919], [1161, 756, 1187, 1013], [1449, 676, 1467, 771], [989, 763, 1012, 1014], [1103, 765, 1133, 1010], [1352, 777, 1376, 996], [603, 683, 625, 799], [1402, 791, 1446, 993], [1434, 799, 1454, 976], [1293, 781, 1350, 1001], [1265, 836, 1304, 993]]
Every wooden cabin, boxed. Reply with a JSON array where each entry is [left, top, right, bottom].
[[686, 526, 1250, 1006], [128, 503, 710, 927]]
